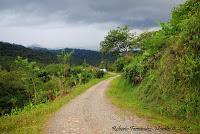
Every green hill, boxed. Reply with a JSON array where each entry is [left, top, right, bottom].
[[0, 41, 114, 70]]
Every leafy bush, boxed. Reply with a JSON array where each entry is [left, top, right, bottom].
[[68, 66, 94, 86], [0, 45, 111, 116], [45, 64, 63, 77], [0, 53, 105, 115], [99, 60, 115, 71], [0, 70, 29, 114], [122, 0, 200, 123], [94, 69, 105, 78], [123, 54, 148, 85], [38, 71, 51, 83], [40, 78, 61, 101], [114, 56, 132, 72]]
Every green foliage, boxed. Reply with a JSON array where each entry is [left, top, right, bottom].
[[0, 42, 57, 66], [14, 56, 41, 104], [40, 78, 60, 101], [0, 70, 29, 114], [45, 64, 63, 76], [171, 0, 199, 34], [107, 76, 200, 133], [102, 0, 200, 132], [68, 66, 95, 87], [123, 55, 147, 84], [129, 0, 200, 122], [94, 69, 105, 79], [100, 26, 134, 56], [0, 56, 14, 71], [57, 50, 73, 78], [114, 56, 132, 72], [141, 31, 166, 55], [0, 75, 112, 133], [123, 30, 166, 85], [0, 51, 107, 115], [99, 59, 115, 71], [0, 41, 115, 69], [57, 50, 73, 65]]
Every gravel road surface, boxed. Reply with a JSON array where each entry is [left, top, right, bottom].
[[44, 77, 168, 134]]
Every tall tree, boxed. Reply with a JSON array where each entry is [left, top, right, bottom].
[[100, 26, 134, 56], [57, 50, 73, 94], [14, 56, 40, 103]]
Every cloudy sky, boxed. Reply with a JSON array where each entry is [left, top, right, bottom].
[[0, 0, 184, 50]]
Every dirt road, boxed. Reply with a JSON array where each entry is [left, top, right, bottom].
[[44, 77, 165, 134]]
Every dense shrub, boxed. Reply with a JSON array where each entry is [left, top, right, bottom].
[[114, 56, 132, 72], [69, 66, 94, 86], [94, 69, 105, 78], [0, 53, 106, 115], [40, 78, 61, 101], [99, 60, 115, 71], [38, 71, 51, 83], [44, 64, 63, 77], [121, 0, 200, 122], [0, 71, 29, 114]]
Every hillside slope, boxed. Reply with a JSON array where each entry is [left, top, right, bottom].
[[107, 0, 199, 133], [0, 41, 114, 70]]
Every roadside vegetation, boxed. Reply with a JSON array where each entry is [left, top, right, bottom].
[[102, 0, 200, 133], [0, 49, 111, 133], [0, 74, 111, 133], [0, 50, 106, 115]]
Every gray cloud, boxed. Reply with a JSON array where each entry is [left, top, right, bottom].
[[0, 0, 183, 27], [0, 0, 184, 50]]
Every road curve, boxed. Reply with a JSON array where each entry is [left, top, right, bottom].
[[44, 77, 165, 134]]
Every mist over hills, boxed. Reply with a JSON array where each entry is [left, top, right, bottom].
[[0, 41, 114, 70]]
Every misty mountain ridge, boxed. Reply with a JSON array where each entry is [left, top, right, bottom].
[[0, 41, 115, 70]]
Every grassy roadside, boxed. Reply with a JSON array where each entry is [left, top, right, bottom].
[[106, 76, 199, 134], [0, 74, 113, 134]]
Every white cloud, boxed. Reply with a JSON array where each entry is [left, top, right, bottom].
[[0, 22, 110, 50]]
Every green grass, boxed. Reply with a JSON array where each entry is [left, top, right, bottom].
[[0, 74, 113, 134], [106, 76, 200, 134]]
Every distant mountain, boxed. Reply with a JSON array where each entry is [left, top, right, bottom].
[[29, 45, 49, 51], [0, 41, 114, 70]]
